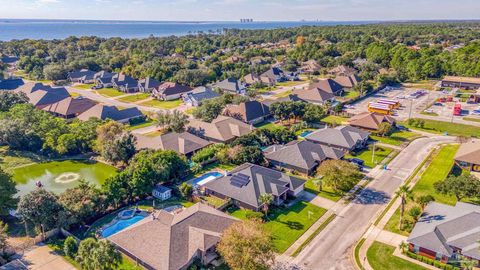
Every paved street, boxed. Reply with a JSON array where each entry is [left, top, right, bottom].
[[293, 135, 456, 270]]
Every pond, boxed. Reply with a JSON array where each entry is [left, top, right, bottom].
[[13, 160, 118, 196]]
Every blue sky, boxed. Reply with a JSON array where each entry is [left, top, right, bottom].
[[1, 0, 480, 21]]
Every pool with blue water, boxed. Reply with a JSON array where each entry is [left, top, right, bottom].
[[299, 130, 314, 137], [101, 215, 146, 238], [191, 171, 223, 186]]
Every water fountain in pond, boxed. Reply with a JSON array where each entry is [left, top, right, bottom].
[[54, 172, 81, 184]]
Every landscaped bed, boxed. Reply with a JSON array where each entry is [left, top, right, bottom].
[[367, 241, 428, 270], [384, 144, 459, 236], [139, 99, 182, 109], [228, 201, 326, 253], [345, 145, 394, 168]]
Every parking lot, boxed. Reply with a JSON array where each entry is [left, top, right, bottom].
[[426, 101, 480, 120]]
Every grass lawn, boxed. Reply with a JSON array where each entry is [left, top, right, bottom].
[[321, 115, 349, 125], [384, 144, 459, 235], [0, 146, 45, 173], [201, 195, 227, 208], [463, 117, 480, 123], [367, 241, 428, 270], [254, 121, 285, 130], [139, 99, 182, 109], [74, 83, 95, 90], [126, 119, 156, 131], [402, 118, 480, 137], [304, 178, 342, 202], [274, 90, 293, 98], [228, 201, 326, 253], [144, 130, 163, 137], [184, 107, 196, 115], [117, 93, 151, 103], [402, 80, 437, 91], [97, 88, 125, 98], [370, 130, 422, 146], [346, 145, 394, 168], [340, 90, 360, 101], [276, 80, 305, 87]]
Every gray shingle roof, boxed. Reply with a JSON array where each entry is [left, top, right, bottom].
[[135, 132, 211, 155], [407, 202, 480, 260], [265, 140, 344, 171], [68, 69, 96, 81], [454, 139, 480, 165], [213, 78, 244, 93], [204, 163, 306, 209], [42, 97, 96, 117], [184, 87, 220, 104], [223, 100, 270, 123], [138, 77, 161, 90], [156, 82, 193, 96], [112, 73, 138, 88], [108, 203, 238, 270], [0, 78, 24, 90], [77, 104, 143, 122], [308, 79, 344, 95], [305, 126, 370, 150], [187, 115, 254, 142], [15, 82, 70, 108]]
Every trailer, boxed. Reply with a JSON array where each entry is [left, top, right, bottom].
[[378, 99, 401, 108], [368, 103, 393, 115], [453, 104, 462, 116]]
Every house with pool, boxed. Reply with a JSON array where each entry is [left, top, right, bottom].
[[108, 203, 238, 270], [204, 163, 306, 211]]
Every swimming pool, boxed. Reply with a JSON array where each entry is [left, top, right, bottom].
[[190, 171, 223, 187], [101, 215, 146, 238], [299, 130, 314, 138]]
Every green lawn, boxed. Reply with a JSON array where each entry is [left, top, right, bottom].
[[201, 195, 227, 208], [346, 145, 394, 168], [118, 93, 151, 103], [340, 90, 360, 100], [321, 115, 349, 125], [463, 117, 480, 123], [402, 118, 480, 137], [367, 241, 428, 270], [97, 88, 125, 97], [228, 201, 326, 253], [139, 99, 183, 109], [304, 178, 342, 202], [75, 83, 95, 90], [276, 80, 306, 87], [126, 119, 156, 131], [370, 130, 421, 146], [0, 146, 45, 173], [384, 144, 459, 235], [274, 90, 293, 98], [254, 121, 285, 130]]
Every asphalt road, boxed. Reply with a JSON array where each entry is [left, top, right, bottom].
[[293, 135, 456, 270]]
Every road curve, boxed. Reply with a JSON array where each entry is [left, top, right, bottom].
[[293, 136, 456, 270]]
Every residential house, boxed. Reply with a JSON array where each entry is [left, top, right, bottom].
[[152, 184, 172, 201], [0, 78, 24, 90], [0, 259, 28, 270], [223, 100, 270, 124], [243, 73, 275, 86], [212, 78, 246, 95], [108, 203, 238, 270], [138, 77, 161, 93], [309, 79, 345, 96], [77, 104, 144, 123], [260, 67, 286, 83], [348, 112, 396, 131], [290, 86, 335, 105], [153, 82, 193, 101], [42, 97, 96, 119], [328, 65, 356, 76], [334, 74, 360, 89], [135, 132, 212, 157], [305, 126, 370, 152], [94, 71, 116, 86], [182, 86, 220, 107], [454, 139, 480, 172], [441, 76, 480, 90], [0, 56, 19, 66], [264, 140, 344, 175], [407, 202, 480, 265], [300, 60, 321, 74], [15, 82, 70, 109], [187, 115, 254, 143], [204, 163, 306, 211], [112, 73, 139, 93], [67, 69, 96, 84], [94, 71, 116, 88]]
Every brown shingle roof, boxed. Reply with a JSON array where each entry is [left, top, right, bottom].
[[308, 79, 344, 95], [187, 116, 254, 142], [77, 104, 143, 122], [349, 112, 396, 130], [42, 97, 96, 117], [334, 74, 360, 88], [443, 76, 480, 85], [223, 100, 270, 123], [108, 203, 238, 270], [291, 87, 334, 103], [15, 82, 70, 108], [455, 140, 480, 165], [135, 132, 211, 155]]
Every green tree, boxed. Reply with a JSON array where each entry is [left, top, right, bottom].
[[218, 219, 275, 270], [316, 160, 362, 192], [0, 221, 8, 255], [59, 180, 105, 225], [408, 205, 422, 223], [95, 121, 136, 165], [76, 238, 121, 270], [312, 178, 323, 192], [179, 182, 193, 200], [395, 184, 413, 231], [376, 122, 393, 137], [17, 189, 67, 235], [303, 103, 325, 123], [416, 195, 434, 209], [0, 91, 28, 112], [434, 174, 480, 201], [63, 236, 78, 259], [155, 110, 189, 132], [0, 168, 18, 215], [259, 193, 274, 216], [192, 99, 224, 122]]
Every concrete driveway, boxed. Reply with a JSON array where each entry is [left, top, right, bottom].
[[20, 244, 76, 270]]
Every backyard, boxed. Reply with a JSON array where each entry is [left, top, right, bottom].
[[228, 201, 326, 253], [402, 118, 480, 137], [367, 241, 428, 270], [139, 99, 182, 109], [346, 145, 394, 168], [384, 144, 459, 235], [370, 130, 422, 146]]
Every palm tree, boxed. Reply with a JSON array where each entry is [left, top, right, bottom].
[[395, 184, 413, 231], [399, 241, 408, 254], [259, 193, 274, 216], [312, 178, 323, 192]]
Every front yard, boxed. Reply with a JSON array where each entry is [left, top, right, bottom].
[[126, 119, 157, 131], [370, 130, 422, 146], [346, 145, 394, 168], [228, 201, 326, 253], [139, 99, 182, 109], [74, 83, 95, 90], [304, 178, 342, 202], [97, 88, 125, 98], [384, 144, 459, 236], [117, 93, 151, 103], [367, 241, 428, 270]]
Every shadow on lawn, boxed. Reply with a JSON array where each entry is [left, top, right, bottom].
[[277, 220, 304, 230], [352, 188, 390, 205]]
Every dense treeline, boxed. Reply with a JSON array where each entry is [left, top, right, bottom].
[[2, 23, 480, 84]]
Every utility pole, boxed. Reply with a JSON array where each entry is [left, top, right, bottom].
[[372, 142, 376, 164], [408, 98, 413, 119]]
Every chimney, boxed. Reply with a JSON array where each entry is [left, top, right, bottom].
[[178, 136, 185, 154]]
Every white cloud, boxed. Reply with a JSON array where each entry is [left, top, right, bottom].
[[36, 0, 60, 3]]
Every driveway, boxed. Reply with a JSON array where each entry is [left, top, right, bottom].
[[292, 135, 456, 270], [20, 244, 76, 270]]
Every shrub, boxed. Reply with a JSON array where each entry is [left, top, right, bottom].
[[191, 144, 226, 164], [63, 236, 78, 259], [245, 211, 264, 220]]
